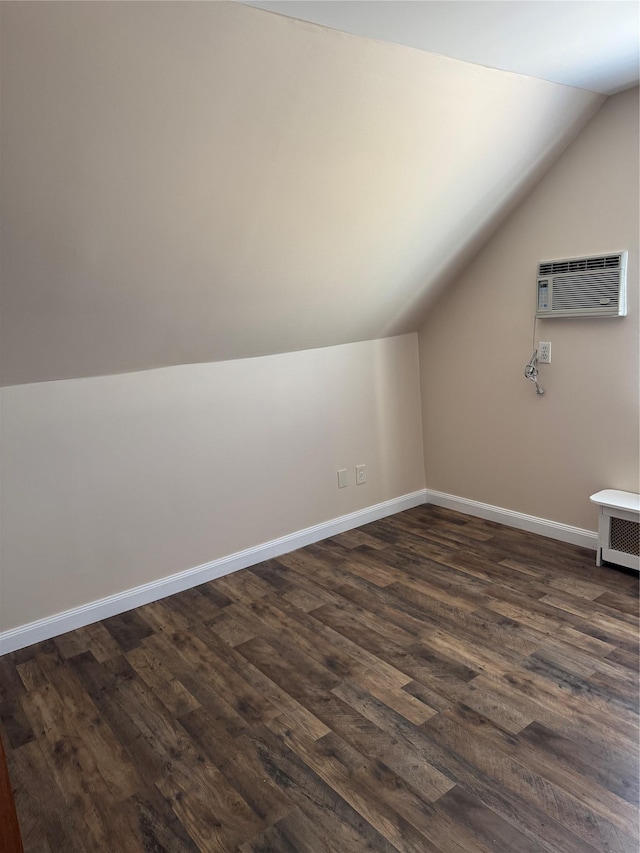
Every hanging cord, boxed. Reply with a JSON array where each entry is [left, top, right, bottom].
[[524, 350, 544, 395], [524, 314, 544, 395]]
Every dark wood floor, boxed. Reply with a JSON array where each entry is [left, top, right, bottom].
[[1, 505, 638, 852]]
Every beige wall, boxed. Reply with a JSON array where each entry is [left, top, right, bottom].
[[418, 88, 639, 531], [0, 2, 631, 640], [0, 335, 425, 631], [0, 1, 601, 385]]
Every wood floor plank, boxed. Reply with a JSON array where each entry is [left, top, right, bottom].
[[246, 723, 402, 853], [19, 682, 130, 850], [9, 739, 90, 853], [184, 722, 296, 828], [595, 589, 640, 616], [605, 645, 640, 671], [465, 670, 640, 797], [436, 785, 549, 853], [0, 505, 637, 853], [443, 702, 638, 835], [100, 610, 154, 652], [519, 719, 639, 806], [281, 728, 442, 853], [0, 657, 36, 751], [422, 705, 636, 853], [333, 677, 604, 853]]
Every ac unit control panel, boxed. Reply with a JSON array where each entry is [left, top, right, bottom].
[[537, 279, 549, 312]]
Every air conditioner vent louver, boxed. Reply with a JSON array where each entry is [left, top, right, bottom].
[[536, 251, 627, 318], [538, 255, 620, 275], [552, 272, 619, 310]]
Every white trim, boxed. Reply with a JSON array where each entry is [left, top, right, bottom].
[[0, 490, 426, 655], [425, 489, 597, 550]]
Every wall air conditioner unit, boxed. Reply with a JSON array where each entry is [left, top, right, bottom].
[[536, 251, 627, 318]]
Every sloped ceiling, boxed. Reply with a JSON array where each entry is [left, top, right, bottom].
[[0, 1, 605, 385], [244, 1, 640, 95]]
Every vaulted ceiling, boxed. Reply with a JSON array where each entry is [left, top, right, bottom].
[[0, 2, 621, 384], [244, 1, 640, 94]]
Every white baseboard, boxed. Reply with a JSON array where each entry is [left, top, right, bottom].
[[425, 489, 597, 550], [0, 490, 427, 655], [1, 488, 598, 656]]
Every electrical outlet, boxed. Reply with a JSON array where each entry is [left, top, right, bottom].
[[337, 469, 348, 489], [356, 464, 366, 485], [538, 342, 551, 364]]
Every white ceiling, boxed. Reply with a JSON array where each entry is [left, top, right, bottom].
[[242, 1, 640, 95]]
